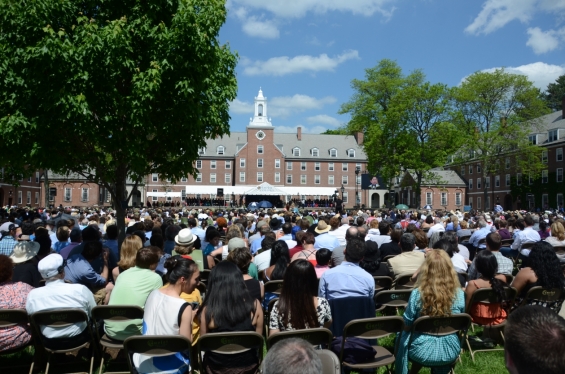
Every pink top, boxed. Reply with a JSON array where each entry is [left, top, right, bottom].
[[315, 265, 330, 278]]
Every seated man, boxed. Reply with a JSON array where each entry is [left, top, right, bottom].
[[319, 238, 374, 300], [467, 219, 490, 258], [262, 338, 322, 374], [104, 248, 162, 341], [507, 215, 541, 258], [468, 232, 513, 280], [26, 254, 97, 349], [313, 220, 340, 251], [65, 241, 113, 305], [426, 217, 445, 238], [387, 233, 425, 278]]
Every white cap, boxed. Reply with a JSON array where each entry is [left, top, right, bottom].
[[38, 253, 64, 279]]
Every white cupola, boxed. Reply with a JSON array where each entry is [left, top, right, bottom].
[[249, 88, 272, 127]]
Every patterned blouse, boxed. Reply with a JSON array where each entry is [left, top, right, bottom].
[[0, 282, 34, 351], [269, 297, 332, 331]]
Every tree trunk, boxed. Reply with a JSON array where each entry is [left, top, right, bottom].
[[415, 174, 422, 209], [43, 170, 50, 208], [111, 166, 129, 249]]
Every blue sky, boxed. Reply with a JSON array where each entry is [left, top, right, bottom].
[[221, 0, 565, 134]]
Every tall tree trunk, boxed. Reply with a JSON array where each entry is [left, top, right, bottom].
[[43, 170, 50, 208]]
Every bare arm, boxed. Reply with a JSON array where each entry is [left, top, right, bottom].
[[464, 281, 477, 311], [199, 307, 208, 335], [100, 250, 109, 283], [179, 306, 193, 342], [111, 266, 120, 283], [252, 300, 264, 335], [511, 268, 534, 295]]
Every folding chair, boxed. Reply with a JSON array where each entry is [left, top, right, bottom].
[[0, 309, 35, 374], [374, 276, 393, 293], [264, 280, 284, 295], [500, 239, 513, 247], [464, 287, 517, 361], [394, 274, 416, 290], [407, 314, 472, 372], [339, 316, 405, 373], [459, 235, 471, 243], [123, 335, 191, 374], [30, 308, 97, 374], [383, 255, 397, 262], [197, 332, 264, 372], [91, 305, 145, 374], [374, 289, 413, 315], [266, 327, 333, 350], [518, 286, 564, 308], [316, 349, 341, 374]]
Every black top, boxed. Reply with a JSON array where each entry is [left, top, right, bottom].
[[244, 278, 262, 301], [362, 263, 392, 278], [379, 242, 401, 260], [12, 259, 42, 288]]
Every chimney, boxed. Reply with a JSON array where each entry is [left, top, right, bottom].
[[297, 126, 302, 141], [354, 131, 364, 145]]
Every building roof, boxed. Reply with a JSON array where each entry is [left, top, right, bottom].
[[528, 110, 565, 145], [404, 169, 466, 187]]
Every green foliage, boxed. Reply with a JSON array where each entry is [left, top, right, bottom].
[[321, 128, 349, 135], [0, 0, 237, 230], [543, 74, 565, 112]]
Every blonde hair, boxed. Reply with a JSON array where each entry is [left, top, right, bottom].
[[460, 220, 468, 229], [173, 244, 194, 255], [117, 236, 143, 270], [450, 216, 459, 228], [370, 219, 379, 229], [416, 249, 461, 317], [551, 221, 565, 241]]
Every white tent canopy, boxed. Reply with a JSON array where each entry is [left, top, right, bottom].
[[244, 182, 290, 196], [147, 191, 182, 197], [183, 185, 338, 196]]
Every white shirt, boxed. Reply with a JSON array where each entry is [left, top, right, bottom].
[[452, 253, 468, 273], [328, 225, 349, 247], [512, 227, 541, 254], [254, 249, 272, 271], [427, 223, 446, 238], [371, 234, 391, 247], [26, 279, 96, 338]]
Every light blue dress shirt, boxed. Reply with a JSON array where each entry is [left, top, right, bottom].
[[314, 233, 340, 251], [318, 261, 374, 300]]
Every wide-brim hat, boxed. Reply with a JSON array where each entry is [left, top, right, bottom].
[[175, 228, 197, 247], [10, 241, 40, 264], [269, 218, 283, 231], [315, 220, 331, 234]]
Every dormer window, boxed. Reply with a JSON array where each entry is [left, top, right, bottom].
[[293, 147, 300, 157], [329, 148, 337, 157], [347, 149, 355, 158], [217, 146, 225, 155], [198, 147, 206, 155], [529, 135, 538, 145], [311, 148, 319, 157], [549, 129, 558, 142]]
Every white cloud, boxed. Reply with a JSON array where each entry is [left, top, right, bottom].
[[526, 27, 565, 54], [306, 114, 341, 127], [463, 62, 565, 90], [242, 50, 360, 76], [231, 0, 398, 19], [232, 6, 280, 39], [230, 94, 337, 118], [230, 99, 254, 114], [274, 125, 328, 134]]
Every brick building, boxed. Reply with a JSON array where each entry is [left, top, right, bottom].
[[396, 170, 467, 211], [0, 170, 43, 207]]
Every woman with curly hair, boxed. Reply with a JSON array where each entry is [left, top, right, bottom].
[[395, 250, 465, 374], [511, 241, 565, 312]]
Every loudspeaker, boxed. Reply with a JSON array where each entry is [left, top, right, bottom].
[[217, 188, 224, 197]]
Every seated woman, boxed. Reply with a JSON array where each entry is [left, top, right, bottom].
[[0, 254, 34, 352], [173, 228, 215, 270], [511, 241, 565, 313], [227, 247, 264, 301], [464, 250, 508, 325], [198, 262, 263, 374], [264, 241, 290, 281], [420, 215, 434, 230], [545, 221, 565, 262], [290, 232, 317, 265], [360, 241, 392, 277], [202, 228, 222, 257], [395, 250, 465, 374], [133, 257, 200, 374], [112, 235, 142, 282], [269, 260, 332, 334]]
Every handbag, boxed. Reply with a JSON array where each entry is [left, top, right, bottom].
[[330, 336, 376, 364]]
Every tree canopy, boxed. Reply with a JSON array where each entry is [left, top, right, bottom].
[[543, 74, 565, 112], [0, 0, 237, 238]]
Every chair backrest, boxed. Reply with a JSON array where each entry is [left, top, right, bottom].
[[199, 269, 211, 283], [328, 296, 376, 338], [0, 309, 28, 328], [267, 328, 333, 349], [520, 242, 535, 250], [411, 313, 472, 337], [316, 349, 341, 374], [382, 255, 397, 262], [123, 335, 191, 373], [374, 289, 413, 308], [394, 274, 416, 290], [190, 250, 205, 271], [264, 280, 284, 294], [197, 331, 264, 356], [478, 238, 486, 246], [91, 305, 144, 322], [465, 287, 517, 314], [343, 316, 404, 340], [373, 276, 393, 291], [501, 239, 513, 246], [521, 286, 564, 306], [459, 235, 471, 242], [31, 308, 90, 329]]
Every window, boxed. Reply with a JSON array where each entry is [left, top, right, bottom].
[[240, 172, 245, 182], [181, 176, 187, 182], [506, 174, 511, 186], [542, 170, 548, 183], [330, 149, 337, 157], [557, 193, 564, 208], [328, 163, 334, 171], [476, 164, 482, 173], [516, 173, 522, 186], [469, 165, 473, 174], [342, 163, 348, 171], [557, 168, 563, 182], [275, 172, 280, 183], [35, 172, 39, 183], [166, 178, 171, 183], [469, 197, 473, 208], [286, 162, 292, 170], [505, 157, 510, 169], [257, 159, 263, 168], [166, 189, 172, 202], [315, 162, 320, 171], [486, 196, 491, 209], [210, 173, 216, 183], [477, 178, 481, 189], [477, 197, 482, 209], [328, 175, 334, 185], [301, 175, 307, 184], [356, 175, 361, 185], [529, 174, 534, 185], [225, 173, 231, 183], [196, 173, 202, 182], [342, 192, 348, 203], [485, 177, 490, 188], [426, 192, 433, 205], [347, 149, 355, 158], [301, 162, 306, 171], [257, 172, 263, 182], [461, 166, 465, 175], [225, 161, 231, 169], [542, 151, 548, 164], [152, 189, 158, 201], [495, 175, 500, 187], [542, 194, 549, 208], [152, 173, 158, 182], [469, 179, 473, 190], [292, 147, 300, 157], [211, 160, 217, 169], [311, 148, 319, 157], [342, 175, 348, 185], [455, 192, 462, 206], [25, 191, 31, 204], [529, 135, 537, 145], [198, 147, 206, 155], [275, 159, 280, 168], [181, 189, 186, 199], [35, 192, 39, 204], [258, 145, 264, 154], [315, 175, 320, 184], [81, 188, 89, 202], [196, 160, 202, 169], [27, 177, 32, 183], [469, 150, 476, 159], [441, 192, 447, 206], [64, 188, 71, 202], [557, 148, 563, 162], [286, 174, 292, 184], [217, 146, 225, 155], [549, 129, 558, 142]]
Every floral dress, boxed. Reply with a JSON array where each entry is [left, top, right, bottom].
[[395, 288, 465, 374], [269, 297, 332, 331], [0, 282, 34, 351]]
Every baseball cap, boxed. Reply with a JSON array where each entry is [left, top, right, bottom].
[[38, 253, 65, 279], [0, 222, 18, 232]]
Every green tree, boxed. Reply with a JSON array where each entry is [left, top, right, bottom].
[[543, 74, 565, 112], [0, 0, 237, 240], [321, 128, 349, 135], [340, 59, 461, 208], [452, 69, 550, 209]]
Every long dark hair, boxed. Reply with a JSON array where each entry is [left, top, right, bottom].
[[474, 250, 507, 303], [278, 260, 318, 330], [163, 256, 198, 285], [529, 242, 565, 290], [360, 240, 381, 273], [198, 261, 255, 328], [269, 241, 290, 280]]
